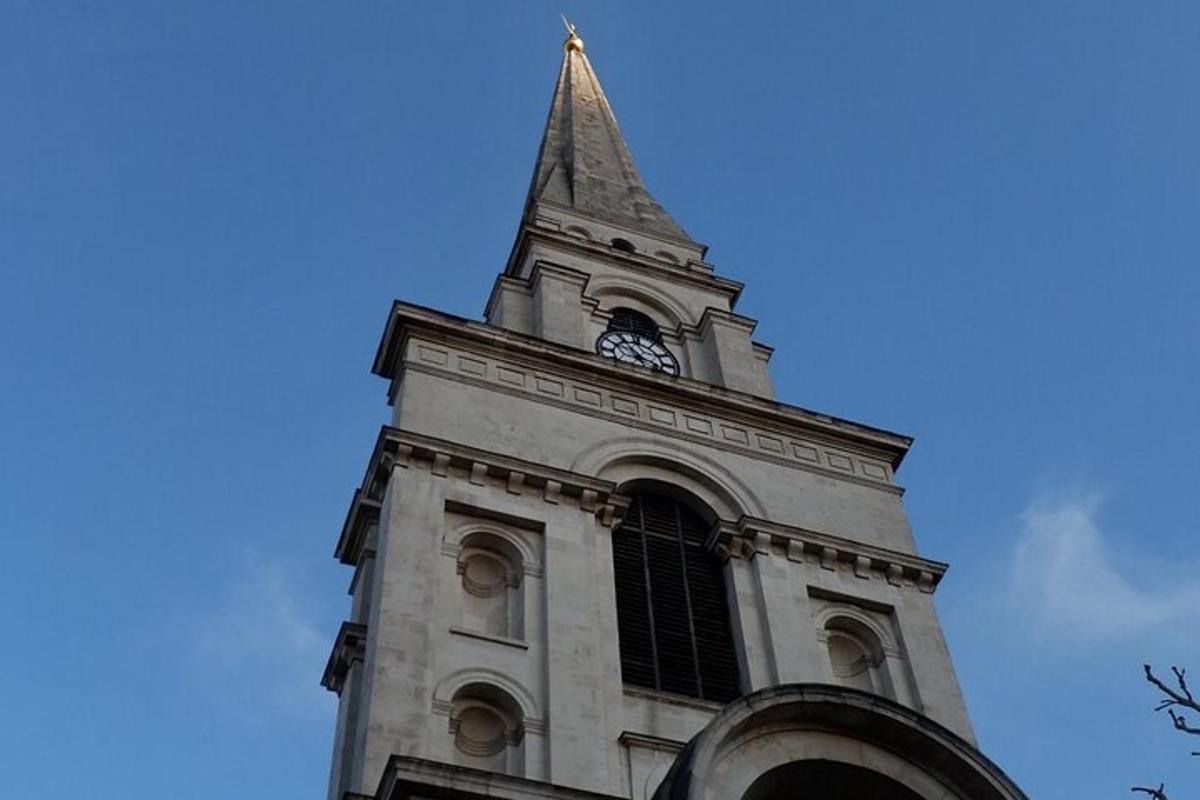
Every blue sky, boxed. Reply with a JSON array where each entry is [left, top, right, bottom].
[[2, 2, 1198, 797]]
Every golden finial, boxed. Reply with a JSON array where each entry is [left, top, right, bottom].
[[562, 15, 584, 53]]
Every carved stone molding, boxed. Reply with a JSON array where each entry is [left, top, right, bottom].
[[403, 337, 902, 494], [618, 731, 685, 754], [376, 755, 620, 800], [321, 621, 368, 696], [335, 490, 380, 566], [715, 517, 947, 594], [335, 427, 631, 565], [372, 302, 912, 469]]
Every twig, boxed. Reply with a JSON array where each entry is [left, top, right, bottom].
[[1144, 664, 1200, 752], [1131, 783, 1169, 800]]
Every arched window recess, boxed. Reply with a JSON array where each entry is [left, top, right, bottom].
[[454, 531, 526, 642], [820, 614, 897, 700], [611, 489, 741, 703], [448, 682, 527, 776]]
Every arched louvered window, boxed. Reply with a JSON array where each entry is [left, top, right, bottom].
[[607, 307, 661, 341], [611, 492, 741, 703]]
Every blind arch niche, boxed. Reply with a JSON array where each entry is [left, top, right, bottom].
[[611, 484, 741, 703]]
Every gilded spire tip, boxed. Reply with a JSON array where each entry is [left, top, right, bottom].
[[561, 15, 584, 53]]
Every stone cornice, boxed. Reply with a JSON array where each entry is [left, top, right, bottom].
[[372, 301, 913, 470], [321, 621, 367, 695], [486, 263, 773, 365], [335, 489, 380, 565], [714, 517, 948, 594], [528, 199, 705, 251], [697, 306, 758, 336], [404, 355, 903, 495], [376, 755, 626, 800], [617, 730, 686, 753], [334, 426, 937, 592], [482, 273, 525, 323], [503, 216, 742, 304], [336, 426, 631, 566], [529, 259, 590, 291], [696, 307, 774, 362]]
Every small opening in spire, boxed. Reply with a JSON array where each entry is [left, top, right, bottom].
[[611, 238, 636, 254]]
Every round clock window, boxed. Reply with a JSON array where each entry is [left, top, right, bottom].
[[596, 308, 679, 376]]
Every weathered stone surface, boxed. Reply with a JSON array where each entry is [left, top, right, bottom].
[[320, 28, 1021, 800], [527, 45, 696, 246]]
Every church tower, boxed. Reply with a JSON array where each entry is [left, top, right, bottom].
[[322, 24, 1027, 800]]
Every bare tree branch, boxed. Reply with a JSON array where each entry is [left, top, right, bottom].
[[1131, 783, 1169, 800], [1144, 664, 1200, 754]]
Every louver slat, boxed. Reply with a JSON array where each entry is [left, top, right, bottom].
[[646, 534, 697, 697], [612, 531, 656, 689], [608, 308, 662, 341], [684, 548, 741, 703], [610, 493, 741, 703]]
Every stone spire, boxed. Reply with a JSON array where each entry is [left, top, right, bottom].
[[523, 22, 697, 246]]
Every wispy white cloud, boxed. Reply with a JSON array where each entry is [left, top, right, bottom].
[[194, 554, 336, 722], [1011, 493, 1200, 641]]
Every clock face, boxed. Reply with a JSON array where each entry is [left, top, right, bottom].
[[596, 330, 680, 376]]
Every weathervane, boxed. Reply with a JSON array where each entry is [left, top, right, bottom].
[[562, 14, 584, 53]]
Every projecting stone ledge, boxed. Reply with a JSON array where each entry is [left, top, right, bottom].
[[333, 426, 632, 566], [371, 755, 625, 800], [715, 517, 949, 594]]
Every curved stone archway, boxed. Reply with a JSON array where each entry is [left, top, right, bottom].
[[587, 274, 699, 329], [570, 435, 768, 521], [652, 684, 1028, 800], [742, 759, 925, 800]]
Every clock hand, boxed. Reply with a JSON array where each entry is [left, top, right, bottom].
[[609, 338, 661, 369], [637, 354, 661, 370], [626, 347, 652, 365]]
